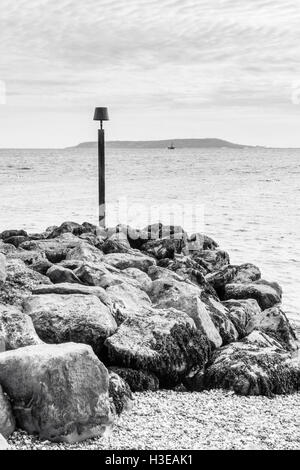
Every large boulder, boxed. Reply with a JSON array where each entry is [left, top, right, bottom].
[[246, 306, 298, 352], [141, 238, 183, 260], [0, 229, 27, 240], [186, 233, 218, 252], [143, 223, 186, 241], [23, 294, 117, 356], [224, 280, 282, 310], [0, 259, 50, 307], [106, 283, 152, 324], [191, 249, 230, 274], [149, 278, 222, 348], [105, 308, 211, 387], [157, 257, 207, 287], [103, 253, 156, 273], [0, 343, 113, 442], [102, 233, 133, 255], [222, 299, 261, 338], [46, 221, 86, 238], [0, 254, 6, 284], [203, 334, 300, 396], [122, 268, 152, 293], [108, 371, 133, 415], [109, 367, 160, 392], [201, 294, 239, 344], [32, 282, 112, 307], [232, 263, 261, 284], [66, 242, 104, 264], [46, 265, 82, 284], [20, 233, 81, 263], [0, 304, 42, 350], [0, 385, 15, 438]]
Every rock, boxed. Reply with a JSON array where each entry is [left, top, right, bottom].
[[106, 283, 152, 324], [66, 242, 104, 264], [191, 250, 230, 274], [141, 238, 183, 260], [143, 223, 187, 241], [75, 262, 123, 288], [0, 434, 9, 450], [105, 308, 211, 387], [201, 294, 239, 344], [0, 242, 17, 257], [0, 254, 6, 284], [0, 229, 27, 240], [224, 280, 282, 310], [103, 253, 156, 273], [246, 306, 298, 352], [3, 235, 28, 248], [23, 294, 117, 356], [222, 299, 261, 338], [109, 224, 149, 250], [0, 343, 113, 442], [0, 259, 50, 307], [30, 257, 53, 275], [0, 385, 15, 438], [46, 265, 82, 284], [148, 265, 185, 283], [32, 283, 112, 307], [243, 330, 284, 349], [108, 371, 133, 415], [0, 304, 43, 350], [149, 278, 222, 348], [102, 233, 133, 255], [203, 335, 300, 396], [157, 257, 207, 287], [232, 263, 261, 283], [0, 334, 5, 352], [122, 268, 152, 293], [187, 233, 218, 251], [20, 234, 81, 263], [109, 367, 160, 392], [46, 221, 86, 238]]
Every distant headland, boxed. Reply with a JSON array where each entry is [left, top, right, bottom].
[[69, 138, 257, 150]]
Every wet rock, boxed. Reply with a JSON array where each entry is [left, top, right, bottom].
[[105, 308, 211, 387], [3, 236, 28, 248], [46, 265, 82, 284], [109, 367, 160, 392], [203, 335, 299, 396], [23, 294, 117, 356], [224, 280, 282, 310], [32, 282, 112, 307], [0, 259, 50, 307], [222, 299, 261, 338], [104, 253, 156, 272], [149, 278, 222, 348], [108, 371, 133, 415], [0, 304, 43, 350], [46, 221, 86, 238], [0, 385, 15, 438], [191, 250, 230, 274], [187, 233, 218, 251], [246, 305, 298, 352], [0, 343, 113, 442], [0, 230, 27, 240], [66, 242, 104, 264], [0, 254, 6, 284], [141, 238, 183, 260], [232, 263, 261, 283]]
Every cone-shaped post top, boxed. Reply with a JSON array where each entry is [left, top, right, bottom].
[[93, 107, 109, 122]]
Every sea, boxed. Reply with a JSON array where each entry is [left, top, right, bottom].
[[0, 146, 299, 327]]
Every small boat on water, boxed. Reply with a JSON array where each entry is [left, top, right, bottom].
[[168, 142, 175, 150]]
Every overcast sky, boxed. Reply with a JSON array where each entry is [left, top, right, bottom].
[[0, 0, 300, 148]]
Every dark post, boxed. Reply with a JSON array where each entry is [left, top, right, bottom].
[[94, 107, 109, 227]]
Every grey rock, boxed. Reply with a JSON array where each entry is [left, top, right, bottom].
[[0, 303, 43, 350]]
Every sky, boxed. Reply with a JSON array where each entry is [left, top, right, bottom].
[[0, 0, 300, 148]]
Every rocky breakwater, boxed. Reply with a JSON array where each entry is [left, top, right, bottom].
[[0, 220, 299, 445]]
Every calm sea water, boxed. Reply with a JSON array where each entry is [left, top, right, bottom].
[[0, 147, 299, 326]]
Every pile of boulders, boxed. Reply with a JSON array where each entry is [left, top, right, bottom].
[[0, 221, 299, 444]]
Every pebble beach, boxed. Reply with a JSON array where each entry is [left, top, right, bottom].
[[8, 390, 300, 451]]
